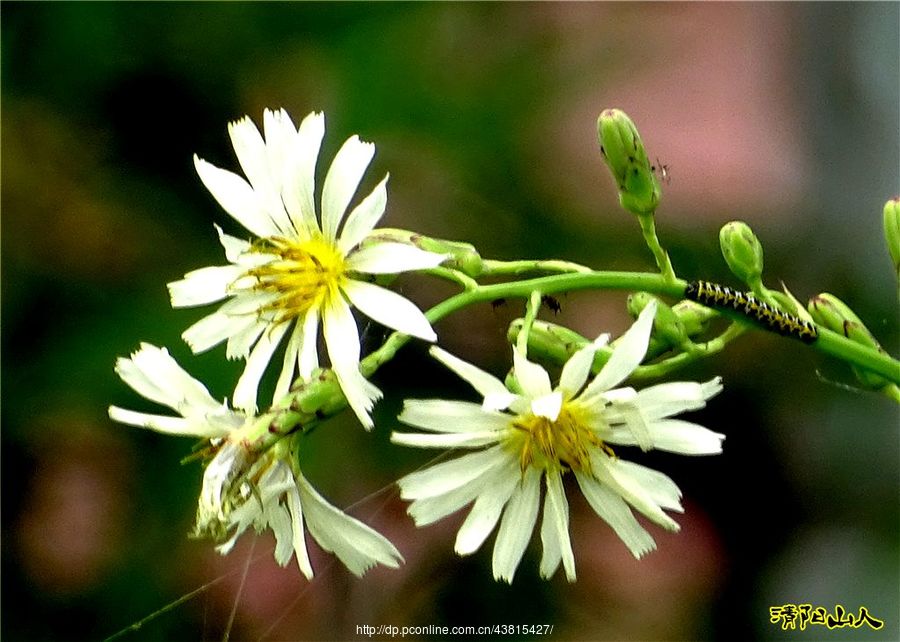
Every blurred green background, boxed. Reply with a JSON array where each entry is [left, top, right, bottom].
[[2, 3, 898, 641]]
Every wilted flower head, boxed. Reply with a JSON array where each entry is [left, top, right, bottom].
[[391, 302, 724, 582], [169, 109, 446, 427], [109, 343, 402, 577]]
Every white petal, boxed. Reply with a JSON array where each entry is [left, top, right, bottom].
[[181, 289, 278, 355], [228, 116, 292, 235], [429, 347, 508, 400], [273, 320, 305, 403], [558, 340, 599, 399], [225, 320, 266, 360], [320, 135, 375, 242], [228, 116, 269, 192], [283, 111, 325, 236], [634, 378, 723, 420], [592, 454, 681, 531], [296, 471, 403, 576], [337, 175, 388, 254], [168, 265, 243, 308], [531, 391, 563, 421], [345, 242, 446, 274], [398, 399, 511, 433], [268, 502, 295, 566], [539, 470, 575, 581], [575, 472, 657, 559], [297, 309, 320, 379], [607, 419, 724, 455], [582, 300, 657, 397], [613, 398, 653, 452], [454, 458, 520, 555], [341, 279, 436, 341], [263, 109, 307, 236], [263, 108, 297, 173], [233, 323, 290, 413], [323, 296, 380, 429], [394, 445, 508, 500], [215, 224, 253, 262], [513, 348, 552, 399], [492, 467, 541, 583], [114, 343, 221, 414], [482, 391, 518, 412], [407, 484, 482, 527], [194, 155, 279, 238], [391, 431, 500, 449], [108, 406, 229, 438], [182, 312, 241, 354], [611, 460, 683, 512], [285, 485, 314, 579]]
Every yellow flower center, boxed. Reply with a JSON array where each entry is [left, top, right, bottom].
[[246, 236, 346, 323], [508, 403, 613, 474]]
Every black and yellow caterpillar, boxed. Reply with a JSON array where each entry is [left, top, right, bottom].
[[685, 280, 818, 343]]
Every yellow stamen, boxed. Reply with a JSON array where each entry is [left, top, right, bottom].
[[507, 403, 611, 475], [245, 236, 346, 323]]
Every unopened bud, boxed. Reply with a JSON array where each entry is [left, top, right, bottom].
[[884, 197, 900, 276], [365, 228, 482, 277], [808, 293, 887, 389], [808, 294, 880, 349], [672, 299, 717, 338], [597, 109, 660, 215], [627, 292, 686, 348], [720, 221, 764, 287]]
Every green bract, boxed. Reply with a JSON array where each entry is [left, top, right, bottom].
[[597, 109, 661, 215]]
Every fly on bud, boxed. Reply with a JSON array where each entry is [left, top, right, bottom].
[[719, 221, 764, 288], [597, 109, 661, 215]]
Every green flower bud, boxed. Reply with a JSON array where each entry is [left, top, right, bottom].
[[808, 293, 887, 389], [807, 294, 880, 348], [365, 228, 483, 277], [626, 292, 687, 348], [719, 221, 764, 287], [884, 197, 900, 276], [506, 319, 588, 366], [597, 109, 660, 215], [672, 299, 717, 338]]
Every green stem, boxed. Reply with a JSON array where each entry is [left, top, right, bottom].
[[480, 259, 593, 275], [363, 270, 900, 386], [517, 291, 543, 353], [637, 213, 677, 283], [423, 266, 479, 291]]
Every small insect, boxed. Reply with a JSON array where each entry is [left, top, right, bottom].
[[541, 295, 562, 314], [491, 298, 507, 310], [684, 280, 818, 343], [651, 157, 671, 184]]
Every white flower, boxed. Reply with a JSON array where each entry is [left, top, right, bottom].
[[391, 301, 724, 583], [169, 109, 446, 427], [109, 343, 403, 578]]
